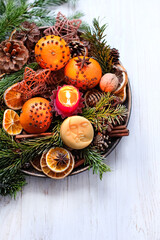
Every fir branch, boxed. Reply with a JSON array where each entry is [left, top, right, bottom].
[[0, 130, 26, 197], [82, 93, 128, 131], [0, 121, 62, 197], [0, 0, 74, 41], [0, 62, 39, 98], [82, 146, 111, 180], [81, 18, 113, 74], [19, 121, 62, 164], [0, 168, 26, 197]]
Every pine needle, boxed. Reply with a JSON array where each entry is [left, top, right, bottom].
[[82, 146, 111, 180], [0, 0, 78, 41], [82, 93, 128, 132], [81, 18, 113, 74]]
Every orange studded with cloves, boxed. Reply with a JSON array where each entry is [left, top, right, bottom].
[[64, 56, 102, 90], [35, 35, 70, 71], [20, 97, 52, 133]]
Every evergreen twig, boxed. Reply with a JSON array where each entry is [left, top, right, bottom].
[[81, 18, 113, 74], [82, 93, 128, 132], [82, 146, 111, 180], [0, 0, 75, 41]]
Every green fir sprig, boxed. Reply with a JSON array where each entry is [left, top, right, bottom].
[[82, 146, 111, 180], [81, 18, 113, 74], [0, 121, 62, 197], [82, 93, 128, 132], [20, 121, 62, 164], [0, 129, 26, 197], [0, 0, 75, 41]]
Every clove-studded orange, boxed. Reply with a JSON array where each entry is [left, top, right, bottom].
[[20, 97, 52, 133], [35, 35, 70, 71], [64, 56, 102, 90]]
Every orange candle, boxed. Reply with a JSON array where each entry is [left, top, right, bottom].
[[56, 85, 80, 113]]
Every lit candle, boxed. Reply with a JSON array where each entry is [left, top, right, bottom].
[[56, 85, 80, 113]]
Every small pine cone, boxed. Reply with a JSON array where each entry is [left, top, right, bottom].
[[93, 132, 111, 152], [110, 48, 120, 65], [0, 40, 29, 73], [14, 22, 40, 47], [69, 41, 88, 58], [84, 89, 104, 107]]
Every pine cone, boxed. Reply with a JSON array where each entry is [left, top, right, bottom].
[[0, 40, 29, 73], [110, 48, 120, 65], [84, 89, 104, 107], [93, 132, 111, 152], [14, 21, 40, 49], [69, 41, 88, 58]]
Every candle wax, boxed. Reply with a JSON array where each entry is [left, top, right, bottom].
[[56, 85, 80, 113]]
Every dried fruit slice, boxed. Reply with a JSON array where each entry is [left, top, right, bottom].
[[46, 147, 70, 173], [31, 157, 42, 172], [113, 65, 128, 94], [4, 83, 24, 110], [40, 149, 75, 179], [3, 109, 22, 135], [116, 86, 127, 103]]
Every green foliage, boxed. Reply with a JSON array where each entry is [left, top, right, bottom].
[[82, 93, 128, 132], [0, 0, 74, 41], [0, 121, 62, 197], [82, 146, 111, 180], [20, 121, 62, 164], [0, 130, 26, 197], [81, 18, 113, 74], [0, 62, 39, 98], [0, 169, 26, 197]]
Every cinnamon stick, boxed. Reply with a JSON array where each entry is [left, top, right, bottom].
[[110, 129, 129, 134], [15, 132, 52, 139], [74, 159, 85, 168], [109, 132, 129, 137], [112, 125, 127, 130]]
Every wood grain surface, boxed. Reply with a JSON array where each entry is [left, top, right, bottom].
[[0, 0, 160, 239]]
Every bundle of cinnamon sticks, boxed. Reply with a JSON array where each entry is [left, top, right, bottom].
[[109, 125, 129, 137]]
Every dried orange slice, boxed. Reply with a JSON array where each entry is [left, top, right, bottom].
[[4, 83, 24, 110], [31, 157, 42, 172], [115, 86, 127, 103], [46, 147, 71, 173], [3, 109, 22, 135], [113, 65, 128, 94], [40, 149, 75, 179]]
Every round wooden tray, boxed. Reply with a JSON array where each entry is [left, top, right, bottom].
[[21, 80, 131, 178]]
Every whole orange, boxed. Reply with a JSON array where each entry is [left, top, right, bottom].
[[35, 35, 70, 71], [20, 97, 52, 133], [64, 56, 102, 90]]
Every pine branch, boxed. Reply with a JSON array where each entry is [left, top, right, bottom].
[[0, 0, 74, 41], [0, 62, 39, 98], [81, 18, 113, 74], [19, 121, 62, 164], [82, 93, 128, 131], [82, 146, 111, 180], [0, 121, 62, 197], [0, 130, 26, 197], [0, 168, 26, 197]]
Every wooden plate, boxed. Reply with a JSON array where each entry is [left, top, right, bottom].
[[21, 80, 131, 178]]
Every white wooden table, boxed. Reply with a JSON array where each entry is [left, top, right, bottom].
[[1, 0, 160, 239]]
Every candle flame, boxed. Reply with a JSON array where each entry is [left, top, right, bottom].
[[66, 90, 71, 105]]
